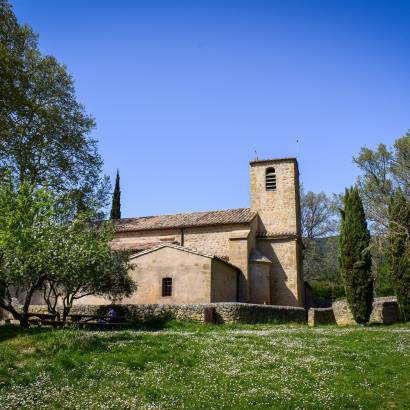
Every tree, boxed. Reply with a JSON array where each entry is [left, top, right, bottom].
[[0, 0, 109, 216], [42, 216, 135, 322], [300, 188, 340, 282], [301, 188, 339, 240], [388, 189, 410, 321], [354, 131, 410, 235], [110, 170, 121, 220], [0, 178, 57, 327], [339, 187, 373, 324], [0, 177, 135, 326]]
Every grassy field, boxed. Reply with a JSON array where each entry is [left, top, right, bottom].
[[0, 322, 409, 409]]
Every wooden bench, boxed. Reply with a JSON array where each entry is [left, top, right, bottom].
[[28, 313, 58, 326], [68, 314, 113, 323], [28, 313, 56, 320], [67, 314, 131, 330]]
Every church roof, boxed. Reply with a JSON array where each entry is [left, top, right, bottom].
[[129, 243, 240, 270], [114, 208, 257, 232]]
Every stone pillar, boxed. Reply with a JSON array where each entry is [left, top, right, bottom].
[[229, 230, 251, 302]]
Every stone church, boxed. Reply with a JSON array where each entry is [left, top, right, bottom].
[[83, 157, 304, 307]]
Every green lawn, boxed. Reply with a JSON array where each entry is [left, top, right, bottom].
[[0, 322, 409, 409]]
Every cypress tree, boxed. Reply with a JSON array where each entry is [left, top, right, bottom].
[[110, 170, 121, 220], [388, 189, 410, 321], [339, 187, 373, 324]]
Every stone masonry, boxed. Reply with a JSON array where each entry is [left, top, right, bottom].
[[78, 158, 305, 308], [29, 303, 306, 324]]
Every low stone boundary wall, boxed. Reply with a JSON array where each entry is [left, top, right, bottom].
[[27, 303, 306, 324], [308, 308, 335, 327], [213, 303, 306, 324], [333, 297, 400, 326], [308, 297, 400, 326]]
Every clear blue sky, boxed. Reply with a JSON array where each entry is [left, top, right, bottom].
[[10, 0, 410, 217]]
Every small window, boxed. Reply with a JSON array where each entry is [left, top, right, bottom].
[[162, 277, 172, 297], [266, 167, 277, 191]]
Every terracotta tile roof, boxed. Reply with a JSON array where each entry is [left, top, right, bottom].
[[114, 208, 257, 232]]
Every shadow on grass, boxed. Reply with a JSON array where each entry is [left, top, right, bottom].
[[0, 324, 53, 343]]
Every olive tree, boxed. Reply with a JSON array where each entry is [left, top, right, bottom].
[[42, 217, 135, 322], [0, 179, 57, 327], [0, 177, 135, 327]]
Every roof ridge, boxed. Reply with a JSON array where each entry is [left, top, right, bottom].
[[114, 208, 257, 232]]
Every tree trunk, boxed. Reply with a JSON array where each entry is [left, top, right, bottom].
[[20, 313, 29, 328], [62, 306, 70, 323]]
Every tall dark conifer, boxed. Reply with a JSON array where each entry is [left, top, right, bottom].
[[110, 170, 121, 220], [388, 189, 410, 321], [339, 187, 373, 324]]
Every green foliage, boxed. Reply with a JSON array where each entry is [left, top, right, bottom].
[[309, 281, 345, 302], [388, 189, 410, 321], [110, 170, 121, 220], [301, 188, 339, 240], [303, 236, 341, 284], [354, 131, 410, 234], [0, 177, 57, 326], [0, 176, 134, 325], [0, 0, 109, 216], [372, 242, 395, 297], [42, 216, 135, 321], [304, 236, 394, 299], [301, 188, 343, 299], [339, 187, 373, 324]]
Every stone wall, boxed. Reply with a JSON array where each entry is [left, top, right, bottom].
[[308, 308, 336, 327], [112, 228, 182, 250], [250, 158, 303, 308], [257, 238, 302, 307], [249, 259, 271, 304], [184, 225, 251, 259], [113, 224, 254, 260], [210, 259, 238, 302], [250, 159, 300, 234], [307, 297, 400, 326], [333, 297, 400, 326], [30, 303, 306, 324]]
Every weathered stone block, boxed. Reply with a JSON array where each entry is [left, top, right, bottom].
[[332, 297, 400, 326], [308, 308, 336, 326]]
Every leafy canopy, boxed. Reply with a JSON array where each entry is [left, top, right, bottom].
[[354, 131, 410, 234], [0, 0, 109, 216], [388, 189, 410, 321], [0, 176, 134, 325], [43, 214, 135, 321]]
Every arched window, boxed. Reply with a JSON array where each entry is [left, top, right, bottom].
[[162, 277, 172, 297], [265, 167, 277, 191]]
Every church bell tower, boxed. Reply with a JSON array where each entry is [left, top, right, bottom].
[[250, 158, 304, 306]]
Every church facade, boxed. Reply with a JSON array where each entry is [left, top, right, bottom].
[[83, 157, 304, 307]]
